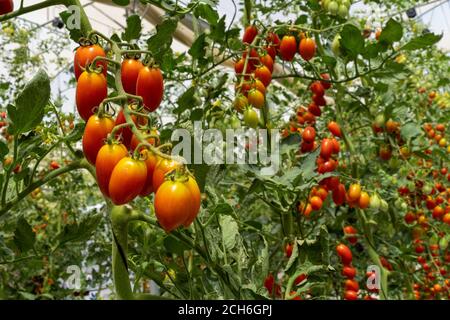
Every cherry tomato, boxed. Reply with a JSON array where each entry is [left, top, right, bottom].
[[152, 158, 180, 192], [76, 71, 107, 121], [114, 106, 147, 147], [250, 79, 266, 94], [182, 175, 201, 227], [109, 157, 147, 205], [266, 32, 280, 59], [310, 81, 324, 96], [154, 179, 195, 232], [279, 35, 297, 61], [49, 161, 60, 170], [121, 58, 144, 95], [343, 226, 358, 244], [320, 73, 332, 89], [254, 65, 272, 87], [302, 126, 316, 143], [95, 143, 128, 198], [285, 243, 293, 258], [244, 107, 259, 128], [359, 191, 370, 209], [234, 94, 248, 113], [348, 184, 362, 202], [344, 290, 358, 300], [298, 37, 316, 61], [74, 44, 107, 80], [345, 279, 359, 292], [336, 243, 353, 265], [247, 89, 265, 109], [313, 94, 326, 106], [259, 53, 274, 73], [243, 25, 258, 44], [310, 196, 323, 211], [342, 266, 356, 279], [328, 121, 342, 137], [82, 114, 115, 164], [320, 138, 333, 159], [308, 102, 321, 117], [136, 66, 164, 112]]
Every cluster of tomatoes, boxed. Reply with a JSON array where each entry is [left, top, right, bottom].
[[372, 116, 406, 161], [321, 0, 352, 18], [336, 243, 360, 300], [233, 25, 277, 128], [74, 40, 200, 232], [424, 123, 448, 150]]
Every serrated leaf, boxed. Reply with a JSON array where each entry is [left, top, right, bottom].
[[194, 3, 219, 25], [163, 235, 190, 255], [340, 24, 364, 59], [122, 15, 142, 42], [14, 217, 35, 252], [219, 215, 238, 251], [402, 33, 442, 51], [379, 19, 403, 44], [401, 122, 421, 140], [301, 148, 320, 181], [147, 18, 178, 66], [189, 33, 207, 60], [9, 69, 50, 134], [57, 214, 102, 245]]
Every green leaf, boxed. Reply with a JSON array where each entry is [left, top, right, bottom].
[[301, 148, 320, 181], [191, 163, 209, 192], [121, 15, 142, 42], [340, 24, 364, 58], [401, 122, 421, 140], [14, 217, 35, 252], [210, 16, 226, 43], [0, 140, 8, 159], [57, 214, 102, 245], [189, 33, 207, 60], [402, 33, 442, 51], [219, 215, 239, 251], [59, 10, 83, 41], [174, 87, 196, 114], [194, 3, 219, 25], [9, 69, 50, 135], [65, 122, 85, 142], [379, 19, 403, 44], [164, 235, 190, 255], [147, 18, 178, 66]]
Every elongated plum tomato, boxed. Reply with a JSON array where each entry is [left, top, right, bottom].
[[254, 65, 272, 87], [152, 158, 180, 192], [320, 138, 333, 159], [0, 0, 13, 14], [95, 143, 128, 198], [259, 53, 274, 73], [279, 35, 297, 61], [336, 243, 353, 265], [298, 37, 316, 61], [82, 114, 115, 165], [154, 179, 195, 232], [348, 184, 361, 202], [328, 121, 342, 137], [266, 32, 280, 59], [302, 126, 316, 143], [108, 157, 147, 205], [74, 44, 107, 80], [76, 71, 107, 121], [242, 25, 258, 44], [182, 176, 201, 227], [139, 150, 158, 197], [121, 58, 144, 95], [247, 89, 265, 109], [136, 66, 164, 112]]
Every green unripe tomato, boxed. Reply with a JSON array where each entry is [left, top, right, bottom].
[[341, 0, 351, 7], [244, 107, 259, 129], [331, 34, 341, 56], [380, 199, 389, 212], [322, 0, 331, 9], [439, 236, 449, 251], [230, 115, 241, 129], [369, 194, 381, 210], [422, 184, 432, 195], [328, 1, 339, 15], [338, 4, 348, 18], [374, 113, 385, 127]]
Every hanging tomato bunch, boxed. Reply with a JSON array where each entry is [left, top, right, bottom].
[[74, 37, 201, 233]]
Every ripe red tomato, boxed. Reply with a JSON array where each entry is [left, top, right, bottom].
[[310, 196, 323, 211], [342, 266, 356, 279], [279, 35, 297, 61], [95, 143, 128, 198], [320, 73, 332, 89], [49, 161, 60, 170], [76, 71, 107, 121], [254, 65, 272, 87], [121, 58, 144, 95], [379, 145, 392, 160], [328, 121, 342, 137], [0, 0, 13, 15], [139, 150, 158, 197], [234, 58, 245, 75], [250, 79, 266, 94], [82, 114, 115, 164], [74, 44, 107, 80], [344, 290, 358, 300], [259, 53, 274, 73], [332, 185, 346, 206], [152, 158, 180, 192], [109, 157, 147, 205], [247, 89, 265, 109], [182, 176, 202, 227], [310, 81, 325, 96], [343, 226, 358, 244], [302, 126, 316, 143], [294, 273, 307, 285], [345, 279, 359, 292], [320, 138, 333, 159], [308, 102, 321, 117], [266, 32, 280, 59], [313, 94, 326, 106], [114, 106, 147, 148], [154, 178, 196, 232], [358, 191, 370, 209], [243, 25, 258, 44], [264, 274, 281, 297], [285, 243, 293, 258], [136, 66, 164, 112], [298, 37, 316, 61], [130, 128, 159, 151], [336, 243, 353, 265]]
